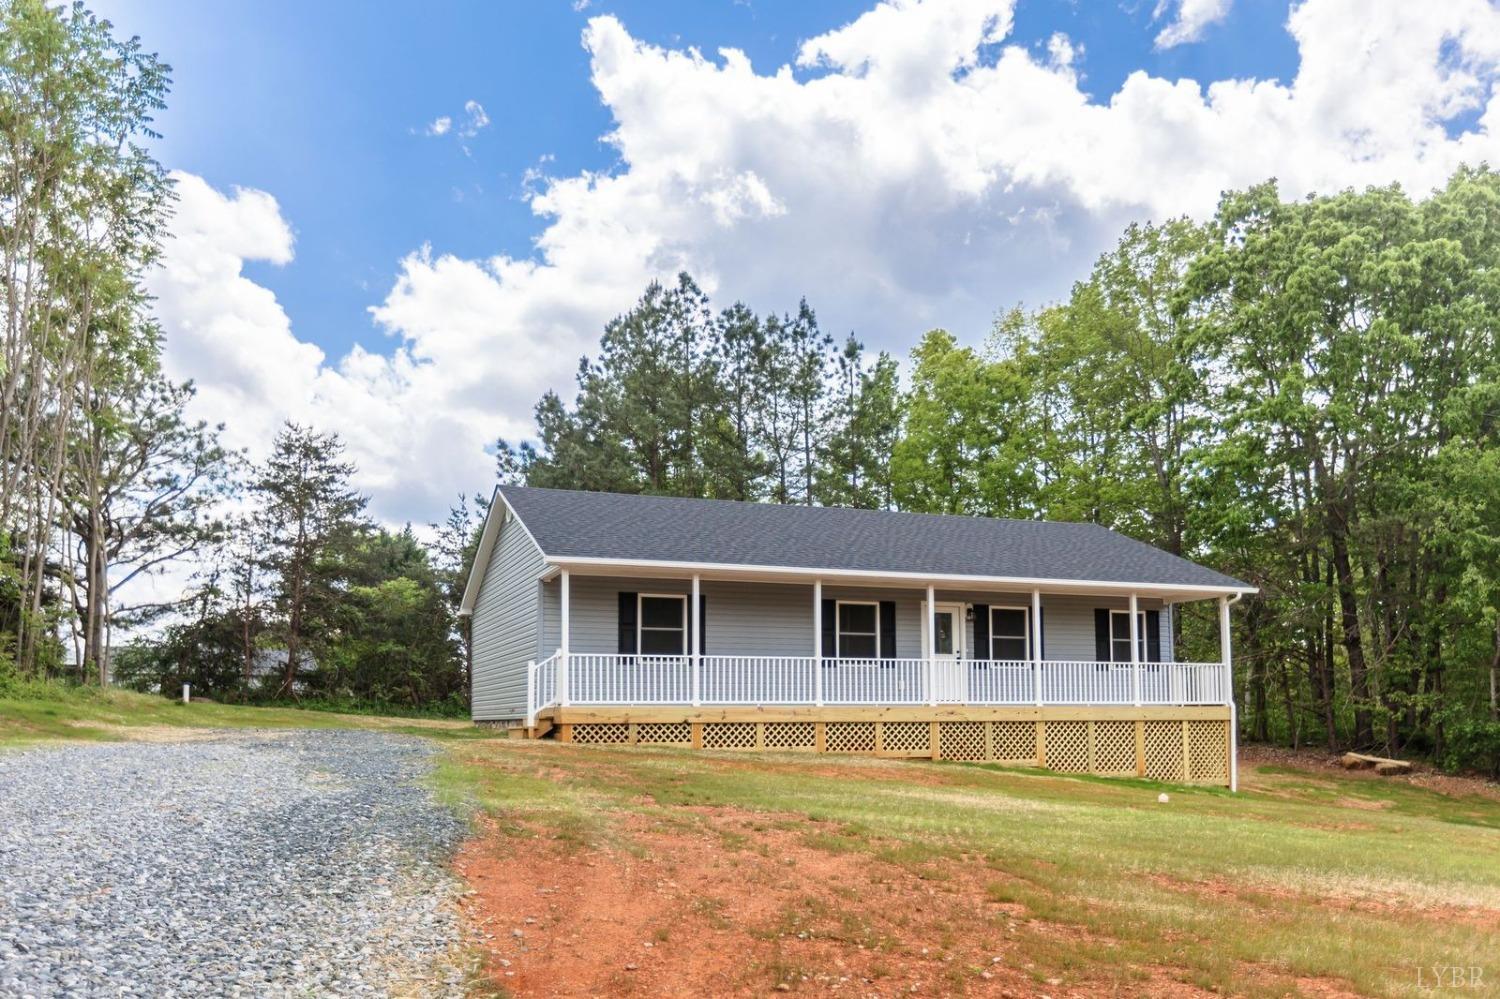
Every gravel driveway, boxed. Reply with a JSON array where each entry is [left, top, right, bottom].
[[0, 729, 469, 998]]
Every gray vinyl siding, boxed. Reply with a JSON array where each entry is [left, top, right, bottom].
[[559, 577, 811, 656], [539, 577, 560, 659], [469, 515, 546, 722], [957, 591, 1172, 662], [553, 578, 1174, 662]]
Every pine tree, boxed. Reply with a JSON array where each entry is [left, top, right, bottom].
[[252, 424, 366, 697]]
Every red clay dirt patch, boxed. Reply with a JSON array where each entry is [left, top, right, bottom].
[[457, 806, 1228, 998]]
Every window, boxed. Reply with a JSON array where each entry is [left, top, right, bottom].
[[989, 607, 1029, 661], [837, 601, 879, 659], [1109, 610, 1147, 663], [639, 594, 686, 656], [932, 608, 955, 655]]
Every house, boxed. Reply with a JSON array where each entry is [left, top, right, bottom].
[[460, 486, 1254, 788]]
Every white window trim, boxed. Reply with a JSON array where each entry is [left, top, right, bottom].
[[638, 592, 687, 657], [1109, 609, 1147, 664], [835, 599, 880, 659], [988, 605, 1030, 662]]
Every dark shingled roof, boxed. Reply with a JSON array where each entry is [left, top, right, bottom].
[[499, 486, 1248, 591]]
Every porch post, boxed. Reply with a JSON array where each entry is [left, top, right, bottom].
[[1219, 595, 1232, 677], [926, 584, 937, 706], [1129, 591, 1141, 707], [1031, 588, 1042, 706], [691, 573, 701, 706], [814, 579, 824, 706], [559, 570, 570, 706], [1220, 594, 1238, 792]]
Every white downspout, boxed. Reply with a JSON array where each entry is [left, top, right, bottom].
[[1222, 592, 1243, 793], [525, 660, 536, 729]]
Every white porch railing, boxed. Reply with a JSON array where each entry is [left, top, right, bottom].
[[702, 656, 819, 704], [526, 651, 560, 727], [528, 654, 1229, 720], [821, 658, 928, 704]]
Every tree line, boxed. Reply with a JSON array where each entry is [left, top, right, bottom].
[[503, 273, 902, 510], [2, 0, 181, 684], [0, 2, 472, 713], [513, 174, 1500, 773], [110, 424, 476, 712], [7, 1, 1498, 767]]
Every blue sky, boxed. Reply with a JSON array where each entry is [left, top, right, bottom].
[[104, 0, 1298, 361], [93, 0, 1500, 524]]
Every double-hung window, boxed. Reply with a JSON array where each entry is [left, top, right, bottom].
[[639, 594, 687, 656], [836, 601, 879, 659], [1109, 610, 1147, 663], [989, 607, 1029, 661]]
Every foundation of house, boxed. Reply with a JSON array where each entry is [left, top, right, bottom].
[[521, 705, 1234, 786]]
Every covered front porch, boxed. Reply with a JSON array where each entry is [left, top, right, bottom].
[[526, 567, 1238, 720], [517, 567, 1238, 787]]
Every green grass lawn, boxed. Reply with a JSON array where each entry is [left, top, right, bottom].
[[9, 690, 1494, 997], [0, 683, 491, 746], [439, 740, 1500, 998]]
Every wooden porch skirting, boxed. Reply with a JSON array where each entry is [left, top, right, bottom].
[[536, 705, 1234, 787]]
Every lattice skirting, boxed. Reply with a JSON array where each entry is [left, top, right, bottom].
[[880, 721, 931, 755], [1187, 720, 1230, 781], [703, 722, 758, 750], [1043, 720, 1090, 772], [1144, 720, 1185, 781], [555, 716, 1232, 785], [764, 721, 816, 750], [570, 723, 630, 745], [1093, 721, 1138, 775], [825, 721, 876, 753], [636, 721, 691, 746], [993, 721, 1039, 764]]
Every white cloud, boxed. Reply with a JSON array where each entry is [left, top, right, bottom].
[[1153, 0, 1232, 50], [460, 99, 490, 138], [149, 174, 504, 523], [1046, 31, 1079, 69], [150, 0, 1500, 529], [420, 101, 489, 142]]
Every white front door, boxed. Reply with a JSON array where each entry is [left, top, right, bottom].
[[927, 602, 966, 702]]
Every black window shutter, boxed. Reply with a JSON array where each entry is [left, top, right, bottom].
[[618, 592, 638, 655], [821, 599, 836, 659], [973, 603, 990, 660], [878, 601, 896, 660], [698, 594, 707, 655], [1146, 609, 1161, 663], [1039, 606, 1046, 660], [1094, 608, 1110, 662]]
